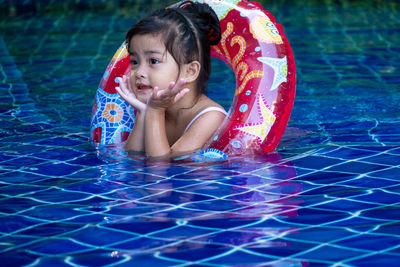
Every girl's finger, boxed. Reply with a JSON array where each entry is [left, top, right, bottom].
[[171, 78, 186, 95], [127, 75, 133, 91], [117, 77, 127, 94], [153, 86, 160, 98], [174, 88, 190, 103]]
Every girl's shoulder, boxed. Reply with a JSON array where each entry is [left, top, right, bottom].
[[184, 95, 226, 133]]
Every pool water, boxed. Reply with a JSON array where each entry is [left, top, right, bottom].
[[1, 0, 400, 266]]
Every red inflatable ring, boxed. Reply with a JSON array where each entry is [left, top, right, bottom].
[[90, 0, 296, 161]]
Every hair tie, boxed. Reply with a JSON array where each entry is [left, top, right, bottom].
[[208, 28, 218, 43]]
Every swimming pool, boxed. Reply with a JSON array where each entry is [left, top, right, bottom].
[[1, 0, 399, 266]]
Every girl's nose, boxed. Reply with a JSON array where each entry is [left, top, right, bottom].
[[135, 64, 146, 79]]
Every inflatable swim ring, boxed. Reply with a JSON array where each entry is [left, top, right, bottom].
[[90, 0, 296, 160]]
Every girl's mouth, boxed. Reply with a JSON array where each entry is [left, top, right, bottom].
[[136, 84, 152, 91]]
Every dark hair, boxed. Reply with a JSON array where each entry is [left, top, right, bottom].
[[126, 1, 221, 94]]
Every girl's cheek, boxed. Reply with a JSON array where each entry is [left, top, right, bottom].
[[129, 75, 135, 89]]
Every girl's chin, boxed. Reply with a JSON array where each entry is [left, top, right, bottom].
[[136, 92, 152, 103], [137, 98, 149, 104]]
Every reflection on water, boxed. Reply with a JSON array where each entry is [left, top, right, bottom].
[[91, 146, 303, 260]]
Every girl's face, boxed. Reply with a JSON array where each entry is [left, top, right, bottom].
[[128, 34, 180, 103]]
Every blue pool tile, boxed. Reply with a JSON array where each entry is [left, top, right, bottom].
[[27, 187, 92, 203], [27, 238, 91, 255], [351, 189, 400, 205], [33, 162, 83, 176], [192, 229, 263, 245], [148, 207, 216, 220], [322, 146, 379, 159], [222, 174, 280, 187], [180, 182, 246, 198], [233, 202, 301, 218], [326, 161, 389, 174], [301, 171, 357, 185], [156, 242, 232, 261], [299, 244, 364, 262], [301, 185, 365, 198], [361, 205, 400, 221], [372, 221, 400, 236], [347, 253, 400, 266], [68, 155, 105, 166], [68, 225, 137, 246], [171, 169, 236, 180], [207, 250, 280, 265], [21, 205, 87, 221], [63, 181, 121, 194], [0, 182, 49, 194], [291, 156, 344, 170], [143, 177, 202, 189], [18, 222, 81, 237], [362, 153, 400, 166], [56, 249, 127, 266], [0, 251, 40, 267], [0, 196, 44, 214], [105, 172, 166, 186], [152, 224, 213, 240], [282, 208, 350, 225], [65, 168, 104, 179], [24, 257, 72, 267], [33, 136, 83, 147], [0, 236, 37, 253], [352, 146, 398, 153], [388, 147, 400, 155], [248, 239, 316, 258], [326, 216, 390, 231], [334, 234, 400, 251], [110, 236, 173, 251], [285, 226, 354, 243], [369, 167, 400, 180], [1, 156, 45, 167], [140, 190, 214, 204], [102, 202, 172, 216], [338, 175, 399, 188], [34, 147, 82, 161], [105, 221, 177, 235], [0, 153, 16, 162], [115, 253, 177, 266], [0, 215, 43, 234], [65, 214, 111, 224], [190, 218, 258, 230], [30, 177, 84, 187], [184, 199, 240, 212], [313, 198, 378, 212]]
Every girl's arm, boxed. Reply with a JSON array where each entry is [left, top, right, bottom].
[[171, 110, 225, 153], [116, 75, 147, 152], [145, 80, 189, 158], [125, 110, 145, 152], [145, 105, 225, 158], [144, 107, 169, 157]]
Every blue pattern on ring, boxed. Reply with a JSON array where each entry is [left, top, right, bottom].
[[239, 104, 248, 113]]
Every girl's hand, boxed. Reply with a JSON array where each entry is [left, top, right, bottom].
[[116, 75, 146, 112], [148, 79, 190, 110]]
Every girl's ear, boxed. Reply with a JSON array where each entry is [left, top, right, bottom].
[[182, 61, 200, 83]]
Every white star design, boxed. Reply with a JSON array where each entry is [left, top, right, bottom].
[[234, 94, 276, 144], [258, 56, 287, 91]]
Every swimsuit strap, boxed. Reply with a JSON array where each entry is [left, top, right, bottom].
[[184, 107, 227, 133]]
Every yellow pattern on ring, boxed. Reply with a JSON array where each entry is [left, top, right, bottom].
[[250, 16, 283, 44], [102, 103, 123, 123]]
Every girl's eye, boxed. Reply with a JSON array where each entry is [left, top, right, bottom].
[[131, 59, 138, 66], [150, 58, 159, 65]]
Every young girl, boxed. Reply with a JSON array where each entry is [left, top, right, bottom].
[[116, 1, 226, 159]]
